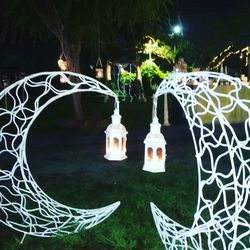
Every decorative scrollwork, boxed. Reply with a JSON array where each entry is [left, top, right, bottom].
[[0, 71, 120, 240], [152, 72, 250, 250]]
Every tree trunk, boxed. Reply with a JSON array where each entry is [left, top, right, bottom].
[[63, 39, 83, 122]]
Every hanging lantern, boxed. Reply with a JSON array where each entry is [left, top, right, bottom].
[[57, 53, 69, 83], [106, 61, 112, 81], [96, 57, 104, 79], [60, 75, 68, 83], [143, 117, 166, 173], [57, 53, 68, 71], [104, 108, 127, 161]]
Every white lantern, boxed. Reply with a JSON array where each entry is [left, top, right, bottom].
[[96, 57, 104, 79], [57, 53, 68, 83], [57, 53, 68, 71], [143, 117, 166, 173], [60, 75, 68, 83], [58, 59, 68, 71], [104, 108, 127, 161]]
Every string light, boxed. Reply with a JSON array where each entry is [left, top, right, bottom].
[[209, 45, 250, 70]]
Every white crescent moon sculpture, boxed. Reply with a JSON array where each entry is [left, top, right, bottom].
[[151, 72, 250, 250], [0, 71, 120, 241]]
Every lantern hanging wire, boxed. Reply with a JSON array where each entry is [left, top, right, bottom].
[[57, 33, 68, 71], [95, 36, 104, 79]]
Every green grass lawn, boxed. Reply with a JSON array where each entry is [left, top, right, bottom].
[[0, 94, 198, 250], [0, 163, 198, 250], [2, 83, 250, 249]]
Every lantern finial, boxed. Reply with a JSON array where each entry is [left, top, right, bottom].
[[150, 116, 161, 133], [111, 108, 121, 124]]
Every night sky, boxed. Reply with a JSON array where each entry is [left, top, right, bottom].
[[176, 0, 250, 42], [1, 0, 250, 74]]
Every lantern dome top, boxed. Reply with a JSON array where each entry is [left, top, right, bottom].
[[105, 108, 127, 134], [144, 117, 166, 143], [144, 131, 166, 143], [112, 108, 121, 124], [145, 132, 165, 140], [150, 117, 161, 133], [105, 123, 127, 133]]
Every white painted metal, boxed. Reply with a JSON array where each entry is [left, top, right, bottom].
[[151, 72, 250, 250], [0, 71, 120, 240]]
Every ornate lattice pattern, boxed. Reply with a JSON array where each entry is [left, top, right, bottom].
[[151, 72, 250, 250], [0, 71, 120, 240]]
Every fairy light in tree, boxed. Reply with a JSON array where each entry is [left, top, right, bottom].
[[144, 36, 158, 60], [210, 45, 232, 65], [209, 45, 250, 70], [104, 107, 127, 161]]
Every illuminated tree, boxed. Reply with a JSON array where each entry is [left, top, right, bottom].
[[0, 0, 173, 121]]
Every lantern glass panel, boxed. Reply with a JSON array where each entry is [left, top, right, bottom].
[[96, 68, 104, 79], [106, 138, 110, 152], [113, 137, 119, 149], [157, 148, 163, 160], [122, 137, 126, 152], [147, 147, 153, 161]]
